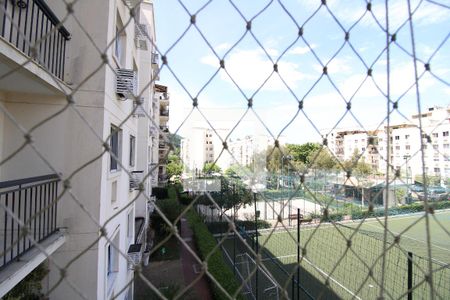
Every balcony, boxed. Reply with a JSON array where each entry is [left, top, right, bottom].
[[0, 174, 65, 297], [160, 109, 169, 117], [160, 125, 169, 133], [0, 0, 70, 81]]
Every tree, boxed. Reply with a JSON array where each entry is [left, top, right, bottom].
[[344, 149, 373, 176], [286, 143, 320, 164], [167, 153, 183, 178], [308, 148, 337, 170], [197, 176, 253, 219], [203, 162, 221, 174]]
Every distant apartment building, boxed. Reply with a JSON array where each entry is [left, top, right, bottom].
[[228, 135, 273, 168], [154, 84, 170, 185], [327, 106, 450, 180], [0, 1, 160, 299], [180, 127, 229, 174]]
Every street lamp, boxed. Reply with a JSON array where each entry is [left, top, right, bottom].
[[282, 155, 293, 225], [404, 155, 411, 204]]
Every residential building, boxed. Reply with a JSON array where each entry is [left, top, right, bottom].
[[155, 84, 170, 185], [326, 106, 450, 181], [228, 135, 273, 168], [0, 1, 159, 299], [180, 127, 229, 174]]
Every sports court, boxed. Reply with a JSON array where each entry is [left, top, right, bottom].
[[220, 211, 450, 299]]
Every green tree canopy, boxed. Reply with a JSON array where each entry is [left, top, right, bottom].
[[343, 149, 373, 176], [308, 148, 337, 170], [203, 162, 221, 174], [286, 143, 320, 164], [166, 153, 183, 178]]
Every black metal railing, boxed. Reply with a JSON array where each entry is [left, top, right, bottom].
[[0, 174, 60, 270], [0, 0, 70, 80]]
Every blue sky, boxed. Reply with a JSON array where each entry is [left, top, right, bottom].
[[154, 0, 450, 144]]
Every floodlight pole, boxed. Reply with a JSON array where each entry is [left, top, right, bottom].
[[297, 208, 300, 300], [233, 204, 236, 275], [254, 191, 259, 300]]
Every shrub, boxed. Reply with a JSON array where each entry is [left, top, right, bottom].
[[207, 219, 271, 234], [152, 197, 184, 237], [152, 187, 169, 199], [187, 210, 244, 300], [4, 263, 49, 300]]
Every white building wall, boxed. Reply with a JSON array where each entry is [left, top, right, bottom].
[[0, 0, 158, 299]]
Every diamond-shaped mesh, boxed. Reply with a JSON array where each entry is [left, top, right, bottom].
[[0, 0, 449, 299]]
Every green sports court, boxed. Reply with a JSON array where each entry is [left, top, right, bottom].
[[220, 211, 450, 299]]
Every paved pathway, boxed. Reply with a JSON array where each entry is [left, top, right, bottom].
[[180, 218, 213, 300]]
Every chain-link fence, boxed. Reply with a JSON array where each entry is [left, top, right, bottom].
[[0, 0, 449, 299]]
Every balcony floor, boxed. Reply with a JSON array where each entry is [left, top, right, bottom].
[[0, 37, 69, 96], [0, 230, 65, 298]]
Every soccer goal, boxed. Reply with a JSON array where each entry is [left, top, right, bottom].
[[222, 249, 280, 300]]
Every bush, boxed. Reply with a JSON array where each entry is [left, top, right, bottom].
[[350, 200, 450, 220], [152, 187, 168, 199], [322, 212, 344, 222], [207, 219, 271, 234], [4, 263, 48, 300], [152, 197, 184, 237], [187, 210, 244, 300]]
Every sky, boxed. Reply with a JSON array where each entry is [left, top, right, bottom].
[[153, 0, 450, 144]]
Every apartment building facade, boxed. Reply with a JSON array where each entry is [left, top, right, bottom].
[[327, 106, 450, 181], [180, 127, 229, 174], [0, 0, 160, 299], [155, 83, 170, 185]]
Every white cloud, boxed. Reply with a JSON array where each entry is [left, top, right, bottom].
[[200, 49, 308, 91], [362, 0, 449, 29], [313, 57, 353, 75], [289, 44, 317, 55]]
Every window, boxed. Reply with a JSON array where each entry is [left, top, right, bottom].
[[106, 234, 120, 295], [405, 135, 410, 139], [110, 126, 121, 171], [433, 145, 438, 150], [433, 133, 438, 138], [107, 245, 113, 276], [395, 136, 400, 140], [406, 145, 411, 150], [443, 131, 449, 137], [115, 15, 127, 66], [127, 211, 133, 244], [434, 168, 440, 173], [395, 146, 400, 150], [444, 144, 449, 149], [111, 181, 117, 204], [129, 135, 136, 167]]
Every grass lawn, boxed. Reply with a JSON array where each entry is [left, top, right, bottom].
[[220, 211, 450, 299], [348, 211, 450, 263]]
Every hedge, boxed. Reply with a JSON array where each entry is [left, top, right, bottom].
[[351, 200, 450, 220], [152, 187, 169, 199], [187, 210, 244, 300], [207, 219, 271, 234]]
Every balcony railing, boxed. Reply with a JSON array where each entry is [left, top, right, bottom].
[[160, 125, 169, 133], [0, 0, 71, 80], [0, 174, 60, 270], [160, 109, 169, 117]]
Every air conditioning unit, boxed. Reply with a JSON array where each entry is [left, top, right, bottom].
[[127, 243, 142, 265], [134, 23, 148, 50], [133, 98, 146, 117], [129, 170, 144, 190], [151, 52, 159, 65], [149, 126, 158, 136], [116, 69, 137, 99]]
